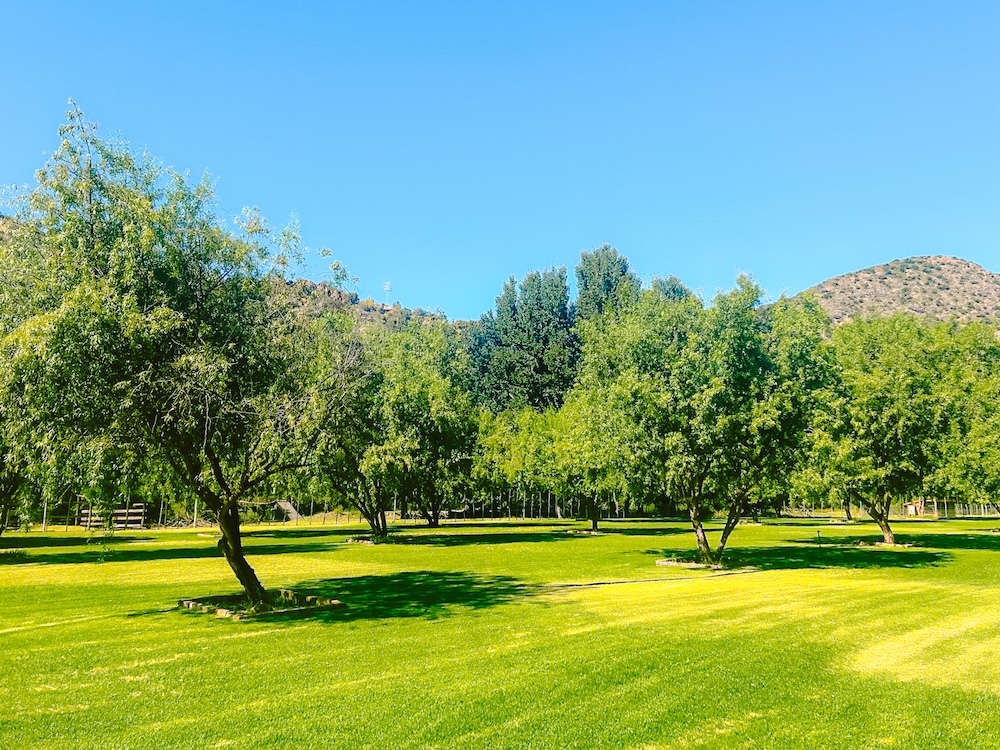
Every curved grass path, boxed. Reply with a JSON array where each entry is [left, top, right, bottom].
[[4, 518, 1000, 748]]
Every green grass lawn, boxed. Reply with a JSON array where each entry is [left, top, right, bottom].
[[5, 516, 1000, 748]]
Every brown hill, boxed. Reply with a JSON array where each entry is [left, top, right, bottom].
[[283, 278, 441, 329], [803, 256, 1000, 325]]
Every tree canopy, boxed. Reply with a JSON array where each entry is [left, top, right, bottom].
[[9, 112, 1000, 583], [0, 112, 364, 605], [467, 267, 579, 413]]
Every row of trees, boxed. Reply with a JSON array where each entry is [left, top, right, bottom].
[[477, 283, 1000, 562], [0, 114, 488, 606], [5, 113, 1000, 603]]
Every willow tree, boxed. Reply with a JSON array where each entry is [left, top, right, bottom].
[[0, 447, 30, 538], [381, 320, 478, 527], [314, 318, 476, 533], [0, 111, 357, 606]]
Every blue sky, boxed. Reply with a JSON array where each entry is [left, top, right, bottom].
[[2, 1, 998, 320]]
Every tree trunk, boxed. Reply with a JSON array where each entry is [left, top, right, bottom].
[[689, 505, 713, 564], [715, 494, 745, 561], [359, 505, 388, 539], [590, 496, 599, 531], [417, 498, 440, 527], [872, 513, 894, 544], [217, 499, 268, 607], [842, 497, 853, 521], [864, 496, 894, 544]]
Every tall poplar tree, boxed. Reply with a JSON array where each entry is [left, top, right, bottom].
[[468, 267, 579, 412], [574, 244, 640, 321]]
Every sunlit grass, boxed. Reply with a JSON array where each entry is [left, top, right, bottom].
[[5, 517, 1000, 747]]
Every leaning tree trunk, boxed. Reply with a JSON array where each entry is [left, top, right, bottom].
[[863, 495, 894, 544], [688, 505, 714, 565], [842, 496, 853, 521], [217, 498, 268, 607], [715, 493, 746, 561]]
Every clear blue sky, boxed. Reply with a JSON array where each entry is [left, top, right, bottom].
[[2, 1, 998, 320]]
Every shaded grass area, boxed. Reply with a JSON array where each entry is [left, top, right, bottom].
[[6, 518, 1000, 747], [0, 539, 344, 566], [647, 539, 953, 570], [384, 530, 575, 546], [0, 533, 151, 549], [257, 571, 539, 623]]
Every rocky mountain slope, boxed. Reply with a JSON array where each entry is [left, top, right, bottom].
[[802, 256, 1000, 325], [284, 278, 440, 329]]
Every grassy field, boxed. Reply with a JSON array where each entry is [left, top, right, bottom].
[[5, 517, 1000, 748]]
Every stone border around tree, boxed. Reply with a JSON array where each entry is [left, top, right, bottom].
[[178, 589, 343, 621], [655, 559, 723, 570]]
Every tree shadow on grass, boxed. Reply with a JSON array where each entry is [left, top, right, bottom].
[[252, 570, 540, 624], [597, 524, 690, 537], [780, 528, 1000, 553], [434, 521, 578, 529], [889, 532, 1000, 552], [387, 531, 578, 547], [646, 543, 952, 571], [243, 527, 362, 541], [0, 539, 346, 566], [0, 534, 151, 550], [755, 518, 848, 526], [390, 523, 690, 546]]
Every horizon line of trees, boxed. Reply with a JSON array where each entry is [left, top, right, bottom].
[[3, 112, 1000, 604]]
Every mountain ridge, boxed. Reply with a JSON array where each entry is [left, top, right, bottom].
[[800, 255, 1000, 325]]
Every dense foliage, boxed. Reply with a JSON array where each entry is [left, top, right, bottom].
[[5, 113, 1000, 593]]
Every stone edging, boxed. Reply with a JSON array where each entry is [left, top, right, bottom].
[[178, 589, 343, 621]]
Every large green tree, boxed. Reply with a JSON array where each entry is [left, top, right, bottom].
[[0, 113, 359, 605], [809, 315, 945, 543], [571, 277, 824, 562], [710, 294, 830, 547], [317, 318, 477, 533], [389, 320, 478, 526]]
